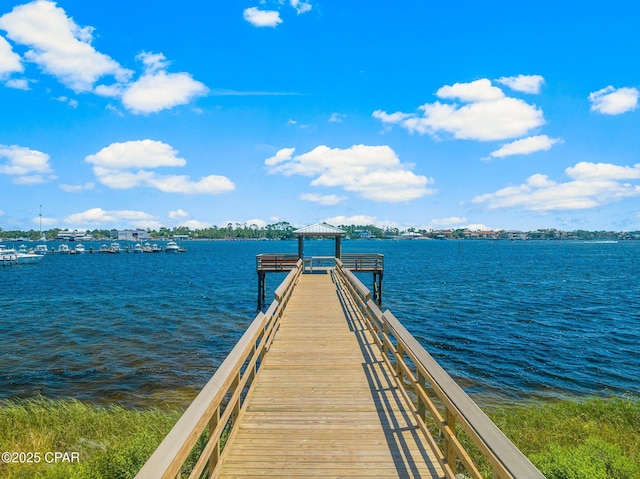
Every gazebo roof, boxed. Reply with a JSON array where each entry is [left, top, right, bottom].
[[293, 222, 346, 237]]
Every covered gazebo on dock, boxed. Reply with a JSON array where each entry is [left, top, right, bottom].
[[293, 222, 345, 259], [255, 222, 383, 308]]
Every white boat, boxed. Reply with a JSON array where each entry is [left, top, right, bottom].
[[142, 242, 161, 253], [0, 245, 42, 264], [58, 244, 70, 254], [1, 245, 18, 265], [74, 244, 86, 254], [133, 243, 143, 253], [165, 241, 180, 253], [35, 244, 48, 255], [108, 242, 121, 253], [17, 250, 44, 264]]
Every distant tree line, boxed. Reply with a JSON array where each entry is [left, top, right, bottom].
[[0, 223, 638, 241]]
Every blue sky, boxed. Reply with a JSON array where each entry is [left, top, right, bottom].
[[1, 0, 639, 232]]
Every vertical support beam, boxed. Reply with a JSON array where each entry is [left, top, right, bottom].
[[207, 406, 220, 477], [372, 272, 383, 306], [297, 235, 304, 259], [257, 272, 266, 309], [416, 371, 426, 419], [335, 235, 342, 259], [445, 408, 457, 473]]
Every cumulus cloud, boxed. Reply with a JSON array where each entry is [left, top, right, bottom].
[[119, 52, 209, 114], [0, 2, 206, 113], [0, 144, 55, 184], [300, 193, 347, 205], [589, 86, 639, 115], [473, 162, 640, 212], [65, 208, 161, 229], [85, 140, 235, 194], [265, 144, 435, 202], [290, 0, 312, 14], [0, 0, 132, 92], [490, 135, 561, 158], [496, 74, 545, 94], [373, 78, 545, 141], [169, 208, 190, 219], [244, 7, 282, 27], [0, 35, 22, 78]]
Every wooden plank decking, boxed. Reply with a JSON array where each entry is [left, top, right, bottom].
[[219, 272, 444, 478]]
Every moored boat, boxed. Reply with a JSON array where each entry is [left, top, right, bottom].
[[74, 244, 86, 254], [58, 244, 70, 254], [165, 241, 180, 253]]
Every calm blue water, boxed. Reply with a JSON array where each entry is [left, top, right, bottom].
[[1, 239, 638, 407]]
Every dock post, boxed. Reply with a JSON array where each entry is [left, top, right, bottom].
[[373, 272, 383, 305], [257, 271, 266, 309]]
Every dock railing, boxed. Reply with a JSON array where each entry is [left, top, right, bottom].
[[334, 258, 544, 479], [135, 260, 303, 479]]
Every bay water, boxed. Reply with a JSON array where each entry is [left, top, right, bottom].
[[1, 239, 638, 408]]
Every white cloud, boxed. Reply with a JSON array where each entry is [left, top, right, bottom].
[[436, 78, 505, 102], [290, 0, 312, 14], [85, 140, 235, 194], [473, 162, 640, 212], [5, 78, 29, 90], [120, 52, 209, 114], [490, 135, 561, 158], [169, 209, 190, 219], [589, 86, 639, 115], [0, 0, 132, 92], [59, 182, 95, 193], [0, 35, 22, 78], [245, 218, 268, 228], [243, 7, 282, 27], [0, 144, 55, 184], [265, 144, 435, 202], [0, 3, 206, 113], [300, 193, 347, 205], [86, 139, 186, 169], [329, 112, 346, 123], [373, 78, 545, 141], [64, 208, 161, 229], [323, 215, 378, 226], [496, 74, 545, 94], [178, 219, 211, 229]]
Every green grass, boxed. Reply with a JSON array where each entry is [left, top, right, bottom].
[[485, 395, 640, 479], [0, 397, 181, 479], [1, 395, 639, 478]]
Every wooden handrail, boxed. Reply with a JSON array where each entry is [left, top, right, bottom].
[[136, 260, 303, 479], [334, 259, 544, 479]]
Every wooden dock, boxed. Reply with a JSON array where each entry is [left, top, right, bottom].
[[219, 272, 442, 478], [136, 258, 544, 479]]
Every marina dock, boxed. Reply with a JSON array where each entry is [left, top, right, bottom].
[[136, 249, 544, 478]]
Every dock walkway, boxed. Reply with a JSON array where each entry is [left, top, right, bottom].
[[136, 257, 544, 479], [219, 272, 443, 478]]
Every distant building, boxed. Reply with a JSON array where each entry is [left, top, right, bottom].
[[56, 230, 93, 241], [504, 230, 528, 240], [354, 229, 372, 240], [117, 229, 150, 241]]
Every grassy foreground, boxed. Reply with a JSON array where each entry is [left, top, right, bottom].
[[0, 396, 639, 479]]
